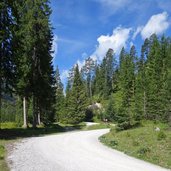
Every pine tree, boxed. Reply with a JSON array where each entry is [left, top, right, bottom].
[[55, 66, 65, 122], [66, 65, 87, 124], [159, 36, 171, 121], [135, 39, 149, 120], [118, 47, 126, 90], [92, 65, 100, 97], [104, 48, 115, 98], [104, 95, 116, 121], [117, 46, 138, 129], [167, 40, 171, 125], [0, 0, 14, 128], [81, 57, 96, 101], [15, 0, 55, 127], [92, 49, 115, 99], [145, 34, 161, 120]]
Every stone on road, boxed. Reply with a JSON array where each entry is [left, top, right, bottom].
[[7, 129, 170, 171]]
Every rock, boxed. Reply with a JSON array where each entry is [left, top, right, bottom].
[[155, 127, 160, 131], [88, 103, 102, 110]]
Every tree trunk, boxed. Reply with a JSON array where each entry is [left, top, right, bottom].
[[37, 102, 41, 125], [32, 95, 37, 128], [0, 93, 1, 130], [23, 96, 28, 128], [37, 111, 41, 125]]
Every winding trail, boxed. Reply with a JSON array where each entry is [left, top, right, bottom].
[[7, 129, 170, 171]]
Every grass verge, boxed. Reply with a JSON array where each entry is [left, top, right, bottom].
[[99, 121, 171, 169]]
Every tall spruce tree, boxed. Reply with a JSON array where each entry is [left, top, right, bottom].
[[104, 48, 115, 98], [15, 0, 55, 127], [135, 39, 149, 120], [81, 57, 96, 101], [145, 34, 161, 120], [55, 66, 65, 122], [66, 65, 87, 124], [116, 47, 138, 129], [0, 0, 14, 128], [167, 40, 171, 124], [92, 49, 114, 99]]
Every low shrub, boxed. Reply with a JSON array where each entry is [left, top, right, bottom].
[[137, 146, 150, 155], [109, 140, 118, 147], [0, 145, 5, 160], [116, 121, 131, 131], [157, 131, 167, 141]]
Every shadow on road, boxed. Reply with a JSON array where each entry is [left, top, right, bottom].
[[0, 123, 84, 140]]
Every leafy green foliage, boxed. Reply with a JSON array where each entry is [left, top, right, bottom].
[[157, 131, 167, 141], [0, 145, 5, 160]]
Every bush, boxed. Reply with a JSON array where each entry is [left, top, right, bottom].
[[109, 140, 118, 147], [137, 146, 150, 155], [116, 121, 131, 131], [0, 145, 5, 160], [157, 131, 167, 141]]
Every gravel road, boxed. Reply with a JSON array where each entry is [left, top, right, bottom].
[[7, 129, 170, 171]]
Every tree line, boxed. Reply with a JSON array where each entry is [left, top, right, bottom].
[[1, 0, 171, 129], [56, 34, 171, 129]]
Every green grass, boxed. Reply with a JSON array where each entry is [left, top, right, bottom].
[[0, 122, 19, 129], [0, 139, 17, 171], [100, 121, 171, 169]]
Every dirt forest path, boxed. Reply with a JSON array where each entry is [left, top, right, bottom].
[[7, 129, 169, 171]]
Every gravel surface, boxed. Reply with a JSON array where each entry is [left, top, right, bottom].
[[85, 122, 99, 126], [7, 129, 170, 171]]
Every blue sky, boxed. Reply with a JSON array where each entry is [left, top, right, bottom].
[[50, 0, 171, 83]]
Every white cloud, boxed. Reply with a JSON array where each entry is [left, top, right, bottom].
[[132, 26, 143, 40], [98, 0, 130, 9], [52, 35, 58, 59], [77, 59, 85, 70], [97, 0, 132, 15], [92, 27, 131, 61], [61, 70, 69, 83], [141, 12, 169, 39], [67, 27, 131, 76]]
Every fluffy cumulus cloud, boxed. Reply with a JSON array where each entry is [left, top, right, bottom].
[[60, 26, 132, 82], [52, 35, 58, 59], [141, 12, 169, 39], [92, 27, 131, 61]]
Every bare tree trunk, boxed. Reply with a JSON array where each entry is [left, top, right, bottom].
[[32, 95, 37, 128], [23, 96, 28, 128], [37, 104, 41, 125]]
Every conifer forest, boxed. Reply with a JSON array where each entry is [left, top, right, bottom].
[[1, 1, 171, 130]]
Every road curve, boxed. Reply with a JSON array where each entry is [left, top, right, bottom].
[[7, 129, 170, 171]]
